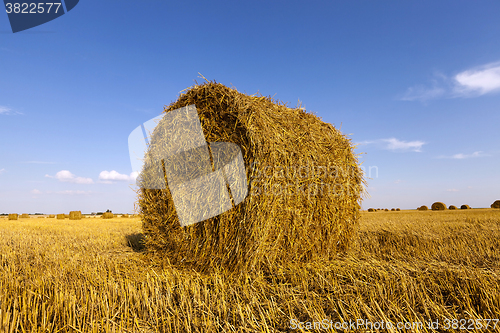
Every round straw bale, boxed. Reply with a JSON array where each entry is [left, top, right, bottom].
[[491, 200, 500, 209], [417, 205, 428, 211], [102, 212, 114, 219], [48, 214, 55, 218], [460, 204, 471, 210], [384, 208, 389, 211], [69, 211, 82, 220], [391, 208, 395, 211], [431, 202, 447, 211], [449, 205, 457, 210], [57, 214, 65, 219], [368, 208, 375, 212], [396, 208, 400, 211], [20, 213, 30, 218], [137, 82, 365, 273], [121, 214, 129, 218], [8, 214, 18, 220]]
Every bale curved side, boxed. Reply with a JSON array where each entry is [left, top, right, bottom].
[[491, 200, 500, 209], [449, 205, 457, 210], [460, 204, 471, 210], [431, 202, 447, 211], [418, 206, 428, 211], [138, 82, 365, 273]]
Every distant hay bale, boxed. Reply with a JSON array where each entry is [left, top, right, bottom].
[[384, 208, 389, 211], [138, 81, 365, 273], [8, 214, 18, 220], [396, 208, 400, 211], [102, 212, 114, 219], [57, 214, 65, 219], [431, 202, 447, 211], [368, 208, 375, 212], [417, 205, 428, 211], [69, 211, 82, 220], [391, 208, 395, 211], [20, 213, 30, 218], [491, 200, 500, 209], [449, 205, 457, 210], [460, 204, 471, 210], [121, 214, 129, 218], [48, 214, 55, 218], [64, 214, 69, 218]]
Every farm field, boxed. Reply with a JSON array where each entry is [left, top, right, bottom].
[[0, 210, 499, 332]]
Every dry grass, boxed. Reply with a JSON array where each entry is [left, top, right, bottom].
[[0, 211, 499, 332]]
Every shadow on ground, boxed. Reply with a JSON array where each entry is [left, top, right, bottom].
[[125, 233, 146, 252]]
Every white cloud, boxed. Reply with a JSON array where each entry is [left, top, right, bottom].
[[0, 106, 22, 115], [31, 189, 42, 194], [446, 189, 459, 192], [400, 61, 500, 101], [454, 62, 500, 96], [359, 138, 425, 152], [45, 170, 94, 184], [99, 170, 138, 183], [439, 151, 489, 159], [394, 179, 402, 184], [24, 161, 56, 164], [0, 168, 5, 174]]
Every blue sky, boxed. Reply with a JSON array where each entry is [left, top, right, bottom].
[[1, 0, 499, 213]]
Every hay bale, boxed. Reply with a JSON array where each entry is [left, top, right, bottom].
[[20, 213, 30, 218], [491, 200, 500, 209], [48, 214, 55, 218], [417, 205, 428, 211], [396, 208, 400, 211], [431, 202, 447, 211], [449, 205, 457, 210], [102, 212, 114, 219], [368, 208, 375, 212], [121, 214, 129, 218], [384, 208, 389, 211], [390, 208, 395, 211], [57, 214, 65, 219], [8, 214, 18, 220], [460, 204, 471, 210], [64, 214, 69, 218], [137, 82, 365, 273], [69, 211, 82, 220]]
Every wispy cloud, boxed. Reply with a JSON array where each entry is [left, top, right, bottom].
[[400, 61, 500, 101], [0, 168, 5, 174], [31, 189, 42, 195], [438, 151, 489, 159], [358, 138, 426, 152], [0, 106, 22, 115], [99, 170, 138, 184], [45, 170, 94, 184]]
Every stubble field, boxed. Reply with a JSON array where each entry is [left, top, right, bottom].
[[0, 209, 499, 332]]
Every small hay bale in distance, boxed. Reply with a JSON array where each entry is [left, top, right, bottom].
[[57, 214, 65, 219], [417, 205, 428, 211], [449, 205, 457, 210], [138, 82, 365, 273], [460, 204, 471, 210], [20, 213, 30, 218], [391, 208, 395, 211], [121, 214, 129, 218], [69, 211, 82, 220], [368, 208, 376, 212], [384, 208, 389, 211], [8, 214, 18, 220], [102, 212, 114, 219], [48, 214, 55, 218], [431, 202, 447, 211], [396, 208, 400, 211], [491, 200, 500, 209]]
